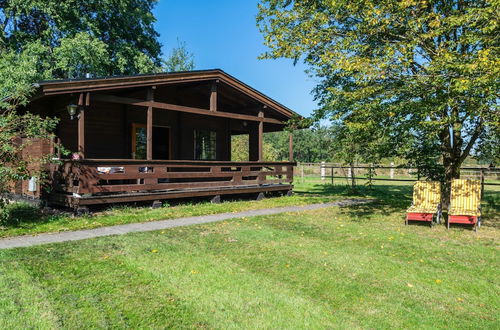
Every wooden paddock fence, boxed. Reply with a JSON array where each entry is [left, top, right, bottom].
[[295, 163, 500, 188]]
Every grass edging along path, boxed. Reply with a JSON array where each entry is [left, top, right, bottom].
[[0, 199, 372, 249], [0, 193, 343, 239]]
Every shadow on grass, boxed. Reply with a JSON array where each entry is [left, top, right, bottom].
[[482, 190, 500, 228], [296, 182, 500, 228], [295, 183, 413, 221]]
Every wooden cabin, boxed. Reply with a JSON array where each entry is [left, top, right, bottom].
[[13, 69, 298, 208]]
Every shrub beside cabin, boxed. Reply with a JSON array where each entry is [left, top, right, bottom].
[[10, 70, 298, 209]]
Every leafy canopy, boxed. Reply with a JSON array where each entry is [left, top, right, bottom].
[[0, 0, 165, 106], [257, 0, 499, 183]]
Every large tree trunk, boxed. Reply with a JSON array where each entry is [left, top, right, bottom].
[[349, 161, 356, 191], [442, 155, 462, 208]]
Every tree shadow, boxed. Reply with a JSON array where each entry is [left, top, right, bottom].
[[296, 182, 499, 229], [481, 190, 500, 228], [295, 183, 413, 220]]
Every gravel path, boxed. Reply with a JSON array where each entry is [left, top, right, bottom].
[[0, 198, 372, 250]]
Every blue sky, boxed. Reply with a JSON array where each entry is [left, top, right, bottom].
[[153, 1, 318, 117]]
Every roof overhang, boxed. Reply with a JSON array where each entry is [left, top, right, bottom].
[[36, 69, 301, 120]]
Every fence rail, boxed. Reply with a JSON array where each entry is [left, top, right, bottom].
[[295, 163, 500, 187]]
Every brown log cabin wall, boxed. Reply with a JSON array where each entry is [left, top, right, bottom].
[[57, 101, 245, 161]]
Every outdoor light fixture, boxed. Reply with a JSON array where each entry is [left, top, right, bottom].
[[242, 121, 248, 127], [67, 104, 79, 120]]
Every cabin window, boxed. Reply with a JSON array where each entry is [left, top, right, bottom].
[[132, 124, 147, 159], [194, 129, 216, 160]]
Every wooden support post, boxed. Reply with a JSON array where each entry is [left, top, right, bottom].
[[76, 92, 88, 158], [146, 87, 155, 160], [210, 80, 218, 111], [258, 111, 264, 161], [78, 107, 85, 158], [85, 92, 90, 106], [289, 132, 293, 161]]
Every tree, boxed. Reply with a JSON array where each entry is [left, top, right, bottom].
[[162, 40, 195, 72], [231, 135, 279, 161], [327, 121, 388, 189], [265, 126, 334, 163], [257, 0, 499, 202]]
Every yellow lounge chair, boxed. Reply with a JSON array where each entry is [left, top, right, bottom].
[[406, 181, 442, 226], [448, 179, 482, 231]]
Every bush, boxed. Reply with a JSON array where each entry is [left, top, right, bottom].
[[0, 200, 41, 227]]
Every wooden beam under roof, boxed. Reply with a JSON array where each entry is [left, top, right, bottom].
[[91, 94, 285, 125]]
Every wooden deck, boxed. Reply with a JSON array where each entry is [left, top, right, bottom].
[[49, 159, 295, 207]]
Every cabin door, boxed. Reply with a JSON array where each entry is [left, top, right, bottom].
[[131, 124, 171, 160]]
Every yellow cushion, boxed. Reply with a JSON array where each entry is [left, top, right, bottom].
[[407, 206, 439, 213], [407, 181, 441, 213], [449, 179, 482, 217]]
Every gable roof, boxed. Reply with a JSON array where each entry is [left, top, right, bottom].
[[35, 69, 300, 119]]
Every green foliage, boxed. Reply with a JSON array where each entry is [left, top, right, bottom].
[[0, 41, 53, 109], [53, 32, 110, 79], [231, 134, 279, 161], [265, 126, 334, 162], [0, 201, 40, 227], [231, 135, 250, 161], [0, 111, 58, 193], [1, 0, 162, 78], [162, 40, 195, 72], [257, 0, 500, 189]]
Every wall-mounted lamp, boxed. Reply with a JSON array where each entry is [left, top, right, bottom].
[[67, 104, 79, 120], [242, 121, 248, 127]]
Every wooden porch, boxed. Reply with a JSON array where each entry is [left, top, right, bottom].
[[16, 70, 300, 207], [49, 159, 294, 207]]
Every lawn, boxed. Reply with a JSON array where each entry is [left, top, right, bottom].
[[0, 190, 339, 238], [0, 182, 498, 328]]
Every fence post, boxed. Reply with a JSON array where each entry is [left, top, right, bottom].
[[366, 164, 372, 189], [480, 169, 485, 198], [321, 161, 326, 181], [390, 162, 394, 179], [331, 167, 334, 185], [301, 164, 304, 183]]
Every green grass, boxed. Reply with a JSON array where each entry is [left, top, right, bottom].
[[0, 191, 339, 238], [2, 177, 497, 238], [0, 182, 498, 328]]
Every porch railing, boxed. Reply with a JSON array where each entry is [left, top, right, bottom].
[[51, 159, 295, 195]]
